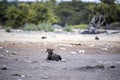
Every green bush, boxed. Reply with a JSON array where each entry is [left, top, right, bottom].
[[5, 2, 58, 28], [23, 23, 54, 32], [70, 24, 87, 29], [5, 27, 12, 32], [23, 24, 38, 31], [38, 23, 54, 32], [64, 26, 73, 32], [109, 22, 120, 30], [5, 4, 29, 28]]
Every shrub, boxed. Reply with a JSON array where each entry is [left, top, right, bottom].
[[5, 2, 58, 28], [64, 26, 73, 32], [23, 23, 54, 32], [110, 22, 120, 30], [5, 27, 12, 32], [71, 24, 87, 29], [5, 4, 29, 28], [23, 24, 38, 31], [38, 23, 54, 32]]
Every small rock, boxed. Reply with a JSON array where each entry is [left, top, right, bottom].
[[76, 43, 82, 46], [101, 48, 108, 51], [6, 50, 9, 53], [11, 73, 25, 78], [71, 43, 82, 46], [41, 36, 47, 39], [60, 47, 66, 50], [110, 66, 115, 68], [0, 54, 4, 58], [61, 59, 66, 62], [95, 64, 104, 69], [21, 75, 25, 78], [95, 36, 99, 40], [70, 51, 77, 54], [11, 73, 21, 77], [78, 50, 85, 54], [41, 76, 49, 79], [1, 65, 7, 70], [12, 52, 17, 55]]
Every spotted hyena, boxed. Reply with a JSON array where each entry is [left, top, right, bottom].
[[46, 48, 62, 61]]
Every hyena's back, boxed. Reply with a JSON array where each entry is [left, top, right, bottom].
[[51, 53, 62, 61]]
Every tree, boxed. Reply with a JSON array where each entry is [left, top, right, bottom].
[[5, 2, 58, 28], [27, 2, 58, 24], [100, 0, 116, 5], [56, 1, 89, 26], [6, 3, 29, 28], [86, 0, 120, 32], [0, 0, 8, 25]]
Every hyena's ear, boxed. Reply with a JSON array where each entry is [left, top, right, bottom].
[[45, 48, 49, 52], [51, 49, 54, 51]]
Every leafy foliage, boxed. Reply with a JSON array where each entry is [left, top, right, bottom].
[[70, 24, 87, 29], [64, 26, 73, 32], [5, 27, 12, 32], [0, 0, 8, 25], [5, 1, 58, 28], [23, 23, 54, 31], [56, 1, 96, 26], [23, 24, 38, 31], [100, 0, 116, 5], [5, 3, 29, 28], [0, 0, 120, 30]]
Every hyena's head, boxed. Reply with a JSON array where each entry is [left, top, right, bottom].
[[46, 48, 54, 55]]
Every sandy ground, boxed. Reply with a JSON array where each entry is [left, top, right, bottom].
[[0, 30, 120, 43], [0, 30, 120, 80]]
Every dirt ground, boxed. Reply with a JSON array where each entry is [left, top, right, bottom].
[[0, 30, 120, 80]]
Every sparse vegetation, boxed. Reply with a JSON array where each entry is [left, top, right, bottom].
[[5, 27, 12, 32], [23, 24, 38, 31], [70, 24, 88, 29], [38, 23, 54, 32], [4, 1, 58, 28], [0, 0, 120, 30], [23, 23, 54, 32], [64, 26, 73, 32]]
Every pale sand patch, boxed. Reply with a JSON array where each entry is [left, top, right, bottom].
[[0, 31, 120, 43]]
